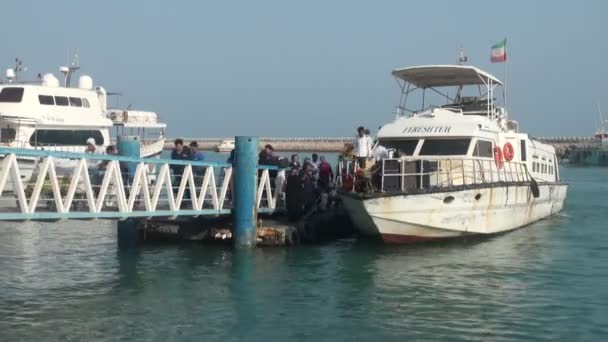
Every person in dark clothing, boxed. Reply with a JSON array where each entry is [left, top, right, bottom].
[[170, 139, 191, 193], [317, 155, 334, 191], [289, 154, 301, 170], [258, 144, 275, 165], [300, 163, 316, 212], [285, 167, 303, 221]]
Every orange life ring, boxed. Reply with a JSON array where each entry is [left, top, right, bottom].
[[494, 146, 504, 169], [503, 142, 515, 161]]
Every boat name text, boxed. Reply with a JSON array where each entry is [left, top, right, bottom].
[[402, 126, 452, 133]]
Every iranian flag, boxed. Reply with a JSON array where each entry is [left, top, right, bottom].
[[491, 38, 507, 63]]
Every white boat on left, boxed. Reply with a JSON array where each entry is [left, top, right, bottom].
[[0, 56, 166, 185]]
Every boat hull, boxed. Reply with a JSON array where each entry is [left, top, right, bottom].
[[340, 183, 568, 243]]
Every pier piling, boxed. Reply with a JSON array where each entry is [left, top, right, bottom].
[[233, 136, 259, 248], [117, 136, 141, 248]]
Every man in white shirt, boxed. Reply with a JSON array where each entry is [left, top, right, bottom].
[[353, 126, 373, 168], [85, 137, 103, 155]]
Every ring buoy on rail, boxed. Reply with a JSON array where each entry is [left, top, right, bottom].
[[494, 146, 504, 169], [503, 142, 515, 161]]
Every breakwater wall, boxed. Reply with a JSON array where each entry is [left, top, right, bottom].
[[165, 137, 352, 152], [534, 136, 599, 158], [165, 136, 599, 157]]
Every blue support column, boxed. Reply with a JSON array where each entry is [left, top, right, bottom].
[[233, 136, 259, 248], [117, 135, 141, 177], [117, 136, 141, 248]]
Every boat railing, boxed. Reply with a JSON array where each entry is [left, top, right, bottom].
[[337, 157, 531, 193]]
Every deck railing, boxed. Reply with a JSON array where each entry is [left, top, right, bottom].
[[0, 147, 284, 220], [337, 157, 531, 193]]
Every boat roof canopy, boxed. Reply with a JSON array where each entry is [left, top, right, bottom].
[[392, 65, 502, 88]]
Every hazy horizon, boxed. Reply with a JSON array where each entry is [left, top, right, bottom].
[[2, 0, 607, 138]]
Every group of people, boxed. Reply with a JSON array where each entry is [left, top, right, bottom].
[[170, 138, 207, 181]]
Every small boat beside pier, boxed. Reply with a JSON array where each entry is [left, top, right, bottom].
[[338, 64, 568, 243]]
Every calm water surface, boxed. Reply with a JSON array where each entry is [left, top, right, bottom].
[[0, 166, 607, 341]]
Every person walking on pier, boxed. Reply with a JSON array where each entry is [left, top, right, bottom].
[[289, 154, 301, 170], [353, 126, 373, 168], [258, 144, 275, 165], [170, 139, 191, 188], [189, 141, 206, 181], [317, 155, 334, 191]]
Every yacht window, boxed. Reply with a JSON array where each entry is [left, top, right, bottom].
[[69, 97, 82, 107], [472, 139, 493, 158], [29, 129, 105, 146], [419, 138, 471, 156], [378, 139, 419, 156], [520, 140, 527, 161], [55, 96, 69, 106], [0, 128, 16, 142], [82, 98, 90, 108], [0, 87, 24, 103], [533, 162, 537, 172], [38, 95, 55, 105]]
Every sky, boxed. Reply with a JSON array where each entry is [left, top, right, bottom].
[[2, 0, 607, 138]]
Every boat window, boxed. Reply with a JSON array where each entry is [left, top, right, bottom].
[[0, 87, 24, 103], [419, 138, 471, 156], [533, 162, 537, 172], [69, 97, 83, 107], [0, 128, 16, 142], [472, 139, 493, 158], [38, 95, 55, 105], [378, 139, 419, 156], [29, 129, 105, 146], [82, 98, 90, 108], [54, 96, 69, 106], [520, 140, 527, 161]]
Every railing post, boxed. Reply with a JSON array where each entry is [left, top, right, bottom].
[[233, 136, 259, 248], [117, 136, 140, 248]]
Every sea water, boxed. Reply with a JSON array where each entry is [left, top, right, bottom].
[[0, 166, 607, 341]]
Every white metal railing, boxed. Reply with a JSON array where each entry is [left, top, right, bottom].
[[0, 148, 285, 220], [336, 157, 531, 193]]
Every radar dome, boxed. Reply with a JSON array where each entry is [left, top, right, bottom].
[[78, 75, 93, 90], [42, 73, 60, 87], [5, 68, 15, 79]]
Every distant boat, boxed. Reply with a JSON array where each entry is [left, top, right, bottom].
[[215, 139, 234, 152]]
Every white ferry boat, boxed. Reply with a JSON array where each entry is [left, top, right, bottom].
[[339, 64, 568, 243], [215, 138, 235, 152], [0, 58, 166, 182]]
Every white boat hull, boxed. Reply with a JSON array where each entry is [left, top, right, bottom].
[[340, 183, 568, 243]]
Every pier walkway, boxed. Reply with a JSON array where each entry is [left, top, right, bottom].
[[0, 142, 284, 222]]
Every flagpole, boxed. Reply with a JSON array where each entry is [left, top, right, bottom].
[[504, 37, 508, 118]]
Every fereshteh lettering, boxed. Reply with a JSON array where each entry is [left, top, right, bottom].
[[402, 126, 452, 133]]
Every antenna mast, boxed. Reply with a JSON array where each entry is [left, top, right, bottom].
[[60, 48, 80, 87], [455, 46, 467, 101]]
